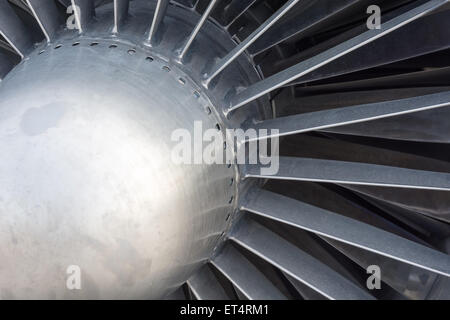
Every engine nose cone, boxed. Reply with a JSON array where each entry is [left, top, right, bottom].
[[0, 43, 234, 299]]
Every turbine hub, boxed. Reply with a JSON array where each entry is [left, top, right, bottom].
[[0, 40, 235, 299]]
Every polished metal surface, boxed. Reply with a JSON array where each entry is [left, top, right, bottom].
[[0, 0, 449, 300], [0, 39, 233, 299], [0, 0, 272, 299]]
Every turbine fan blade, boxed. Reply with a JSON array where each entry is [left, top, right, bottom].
[[58, 0, 71, 7], [146, 0, 170, 44], [283, 9, 450, 86], [113, 0, 129, 33], [0, 50, 15, 78], [70, 0, 95, 34], [212, 244, 286, 300], [174, 0, 196, 9], [0, 0, 33, 58], [187, 264, 230, 300], [213, 0, 258, 27], [245, 157, 450, 191], [245, 91, 450, 141], [204, 0, 301, 85], [241, 188, 450, 277], [230, 216, 374, 300], [249, 0, 360, 55], [228, 0, 447, 113], [26, 0, 63, 42], [283, 272, 327, 300], [177, 0, 218, 60]]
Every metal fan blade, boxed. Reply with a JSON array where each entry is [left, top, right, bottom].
[[26, 0, 63, 42], [241, 188, 450, 276], [230, 216, 375, 300], [0, 0, 33, 58], [70, 0, 95, 33], [228, 0, 447, 113]]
